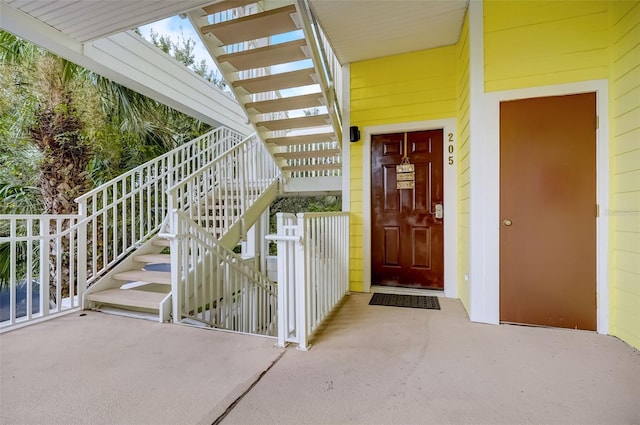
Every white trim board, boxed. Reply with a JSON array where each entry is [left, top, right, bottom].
[[361, 119, 458, 299], [473, 79, 610, 335]]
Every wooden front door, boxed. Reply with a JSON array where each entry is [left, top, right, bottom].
[[371, 130, 444, 289], [500, 93, 597, 330]]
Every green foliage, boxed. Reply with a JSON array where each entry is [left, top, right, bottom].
[[268, 196, 342, 254], [145, 27, 227, 90]]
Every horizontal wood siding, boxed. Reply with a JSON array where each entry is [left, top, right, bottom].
[[349, 46, 457, 291], [609, 1, 640, 350], [457, 13, 471, 310], [484, 0, 609, 92]]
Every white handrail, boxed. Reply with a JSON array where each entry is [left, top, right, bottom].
[[166, 133, 279, 239], [164, 211, 277, 335], [0, 126, 249, 331], [267, 211, 350, 350]]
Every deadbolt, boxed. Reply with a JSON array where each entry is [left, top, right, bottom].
[[503, 219, 512, 226]]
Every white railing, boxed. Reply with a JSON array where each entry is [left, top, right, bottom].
[[164, 133, 280, 334], [0, 126, 248, 331], [267, 211, 349, 350], [75, 126, 244, 287], [167, 133, 279, 239], [297, 0, 343, 141], [163, 212, 277, 335], [0, 215, 84, 331]]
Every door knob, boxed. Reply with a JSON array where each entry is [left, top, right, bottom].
[[503, 219, 512, 226]]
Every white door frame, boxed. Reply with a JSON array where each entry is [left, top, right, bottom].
[[361, 119, 458, 298], [472, 79, 609, 334]]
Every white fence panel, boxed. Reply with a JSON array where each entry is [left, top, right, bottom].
[[267, 211, 349, 350]]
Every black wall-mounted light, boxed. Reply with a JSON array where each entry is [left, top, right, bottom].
[[349, 125, 360, 143]]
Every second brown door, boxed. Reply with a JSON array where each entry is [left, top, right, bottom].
[[371, 130, 444, 289], [500, 93, 597, 330]]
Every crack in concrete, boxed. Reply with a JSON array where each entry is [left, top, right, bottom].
[[211, 349, 287, 425]]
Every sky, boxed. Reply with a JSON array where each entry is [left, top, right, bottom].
[[138, 16, 218, 74]]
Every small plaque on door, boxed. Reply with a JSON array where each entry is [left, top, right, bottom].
[[396, 163, 414, 173], [396, 172, 415, 181], [396, 157, 415, 189], [397, 180, 415, 189]]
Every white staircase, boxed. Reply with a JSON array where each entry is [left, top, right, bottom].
[[188, 0, 343, 185], [82, 128, 280, 330]]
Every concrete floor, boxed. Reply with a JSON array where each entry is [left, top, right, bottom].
[[1, 293, 639, 425]]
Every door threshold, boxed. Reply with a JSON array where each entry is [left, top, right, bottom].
[[370, 285, 444, 297]]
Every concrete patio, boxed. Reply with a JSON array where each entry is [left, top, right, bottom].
[[1, 293, 639, 425]]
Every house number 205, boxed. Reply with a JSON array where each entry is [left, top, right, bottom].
[[447, 133, 454, 165]]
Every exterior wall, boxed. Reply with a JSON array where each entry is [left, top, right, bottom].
[[456, 13, 471, 310], [349, 46, 458, 291], [609, 1, 640, 349], [484, 0, 609, 92]]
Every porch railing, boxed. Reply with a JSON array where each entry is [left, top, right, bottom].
[[0, 215, 83, 330], [0, 126, 247, 331], [164, 212, 277, 335], [266, 211, 350, 350]]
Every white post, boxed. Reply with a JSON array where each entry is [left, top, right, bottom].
[[275, 213, 288, 348], [295, 215, 309, 351], [39, 217, 50, 317], [76, 201, 88, 308]]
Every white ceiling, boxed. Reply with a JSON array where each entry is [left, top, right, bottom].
[[309, 0, 469, 64], [1, 0, 214, 42], [2, 0, 468, 63]]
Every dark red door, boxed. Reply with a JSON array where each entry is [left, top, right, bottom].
[[500, 93, 597, 330], [371, 130, 444, 289]]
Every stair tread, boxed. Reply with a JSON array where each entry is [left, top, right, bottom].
[[233, 67, 316, 94], [134, 254, 171, 264], [202, 0, 257, 16], [282, 163, 341, 172], [87, 289, 168, 310], [257, 114, 330, 131], [266, 132, 336, 146], [202, 4, 298, 46], [274, 149, 341, 160], [219, 38, 308, 71], [246, 93, 323, 114], [152, 238, 170, 247], [114, 270, 171, 285]]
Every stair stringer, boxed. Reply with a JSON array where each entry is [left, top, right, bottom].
[[217, 180, 280, 250]]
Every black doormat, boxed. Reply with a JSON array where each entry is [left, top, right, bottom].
[[369, 293, 440, 310]]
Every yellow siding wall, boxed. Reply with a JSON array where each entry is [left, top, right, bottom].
[[609, 1, 640, 349], [349, 47, 458, 291], [484, 1, 609, 92], [456, 13, 471, 310]]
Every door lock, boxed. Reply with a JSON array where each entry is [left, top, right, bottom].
[[503, 219, 512, 226], [434, 203, 444, 219]]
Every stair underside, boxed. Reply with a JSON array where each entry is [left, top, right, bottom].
[[202, 4, 298, 46], [246, 93, 324, 114], [219, 38, 308, 71], [233, 68, 317, 94], [190, 0, 342, 179]]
